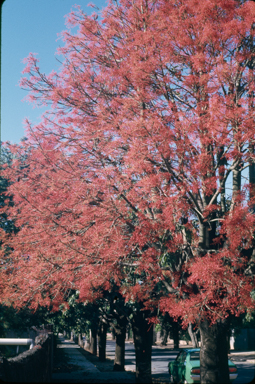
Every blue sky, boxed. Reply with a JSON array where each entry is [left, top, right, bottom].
[[1, 0, 107, 144]]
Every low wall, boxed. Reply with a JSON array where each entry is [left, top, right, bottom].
[[0, 333, 53, 383]]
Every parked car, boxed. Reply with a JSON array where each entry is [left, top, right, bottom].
[[168, 348, 238, 384]]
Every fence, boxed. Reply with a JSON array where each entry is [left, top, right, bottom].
[[0, 332, 54, 382]]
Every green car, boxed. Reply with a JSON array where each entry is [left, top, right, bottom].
[[168, 348, 238, 384]]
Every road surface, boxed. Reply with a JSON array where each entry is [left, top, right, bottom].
[[105, 340, 255, 383]]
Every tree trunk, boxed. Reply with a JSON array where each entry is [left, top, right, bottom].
[[249, 143, 255, 211], [188, 323, 199, 348], [90, 326, 97, 356], [217, 146, 226, 214], [172, 321, 179, 349], [232, 166, 241, 196], [199, 221, 216, 250], [85, 335, 91, 351], [132, 310, 153, 383], [152, 325, 157, 346], [114, 315, 127, 371], [112, 327, 116, 340], [200, 318, 230, 384], [161, 328, 168, 346], [126, 324, 132, 340], [78, 333, 83, 348], [98, 320, 107, 362], [231, 161, 242, 211]]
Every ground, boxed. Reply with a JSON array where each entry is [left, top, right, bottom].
[[52, 335, 168, 383], [53, 343, 118, 373], [52, 335, 137, 383], [52, 334, 255, 384]]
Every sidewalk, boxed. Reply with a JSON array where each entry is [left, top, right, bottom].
[[52, 335, 135, 383]]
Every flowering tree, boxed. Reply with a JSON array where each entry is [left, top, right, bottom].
[[1, 0, 255, 382]]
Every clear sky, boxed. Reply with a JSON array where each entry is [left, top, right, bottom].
[[1, 0, 107, 144]]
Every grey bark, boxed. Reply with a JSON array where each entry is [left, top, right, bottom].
[[132, 309, 153, 383], [113, 315, 126, 371], [172, 321, 179, 349], [217, 146, 226, 213], [161, 329, 169, 346], [90, 327, 97, 356], [200, 318, 230, 384], [249, 143, 255, 209], [98, 320, 107, 362], [188, 323, 198, 348]]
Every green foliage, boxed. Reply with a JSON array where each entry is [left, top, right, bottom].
[[228, 311, 255, 338], [0, 304, 40, 337], [0, 303, 62, 358], [49, 292, 95, 335]]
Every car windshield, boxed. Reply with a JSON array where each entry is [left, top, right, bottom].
[[189, 351, 200, 360]]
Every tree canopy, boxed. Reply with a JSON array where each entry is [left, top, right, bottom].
[[1, 0, 255, 329]]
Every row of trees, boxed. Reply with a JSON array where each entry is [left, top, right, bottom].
[[1, 0, 255, 382], [1, 285, 254, 367]]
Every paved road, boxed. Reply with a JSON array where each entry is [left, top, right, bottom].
[[105, 340, 255, 383], [229, 353, 255, 384]]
